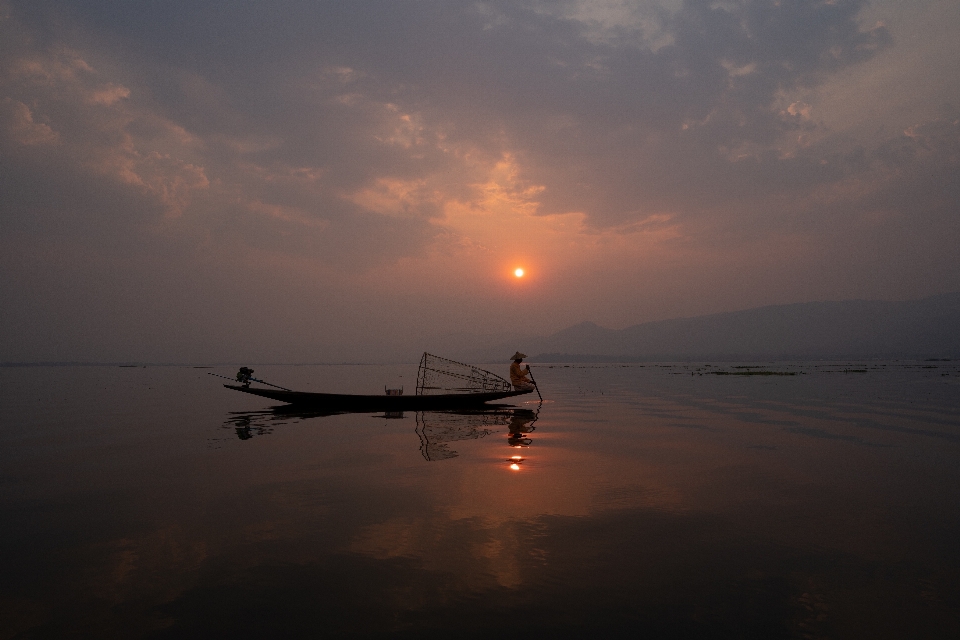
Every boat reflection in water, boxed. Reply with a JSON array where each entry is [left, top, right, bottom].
[[227, 412, 275, 440], [222, 406, 335, 440], [222, 405, 540, 464]]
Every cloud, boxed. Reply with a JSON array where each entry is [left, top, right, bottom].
[[2, 1, 896, 231], [1, 98, 59, 145], [0, 40, 210, 221], [0, 0, 957, 362]]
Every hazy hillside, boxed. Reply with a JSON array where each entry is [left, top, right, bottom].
[[460, 292, 960, 362]]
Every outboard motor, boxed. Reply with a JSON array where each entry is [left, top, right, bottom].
[[236, 367, 255, 387]]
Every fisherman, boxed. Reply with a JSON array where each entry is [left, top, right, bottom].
[[509, 352, 536, 391]]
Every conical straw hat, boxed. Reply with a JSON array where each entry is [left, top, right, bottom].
[[510, 351, 527, 360]]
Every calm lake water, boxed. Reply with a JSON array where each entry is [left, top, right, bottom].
[[2, 361, 960, 638]]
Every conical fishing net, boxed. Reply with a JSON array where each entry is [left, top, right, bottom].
[[415, 410, 513, 461], [415, 353, 512, 396]]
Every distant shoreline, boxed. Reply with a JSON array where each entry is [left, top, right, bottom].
[[2, 357, 953, 368]]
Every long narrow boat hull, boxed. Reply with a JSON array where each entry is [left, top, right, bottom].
[[223, 384, 533, 411]]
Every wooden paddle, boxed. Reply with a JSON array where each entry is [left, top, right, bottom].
[[526, 365, 543, 402]]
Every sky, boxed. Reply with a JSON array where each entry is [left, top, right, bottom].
[[1, 0, 958, 363]]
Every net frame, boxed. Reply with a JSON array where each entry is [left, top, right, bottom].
[[415, 353, 512, 396], [415, 410, 511, 460]]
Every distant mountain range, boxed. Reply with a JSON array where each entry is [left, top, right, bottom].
[[459, 292, 960, 362]]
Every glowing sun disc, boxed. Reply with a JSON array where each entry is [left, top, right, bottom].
[[514, 268, 524, 278]]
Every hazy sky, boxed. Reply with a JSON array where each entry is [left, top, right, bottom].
[[2, 0, 958, 363]]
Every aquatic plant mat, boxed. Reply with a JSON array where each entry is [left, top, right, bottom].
[[709, 370, 797, 375]]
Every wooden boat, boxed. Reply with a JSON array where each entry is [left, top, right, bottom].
[[220, 353, 538, 411], [223, 384, 533, 410]]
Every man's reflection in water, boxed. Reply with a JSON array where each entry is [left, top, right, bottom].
[[507, 409, 536, 447], [506, 409, 537, 470]]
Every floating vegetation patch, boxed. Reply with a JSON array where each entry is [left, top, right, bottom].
[[709, 371, 797, 376]]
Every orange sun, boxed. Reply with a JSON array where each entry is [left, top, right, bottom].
[[514, 268, 524, 278]]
